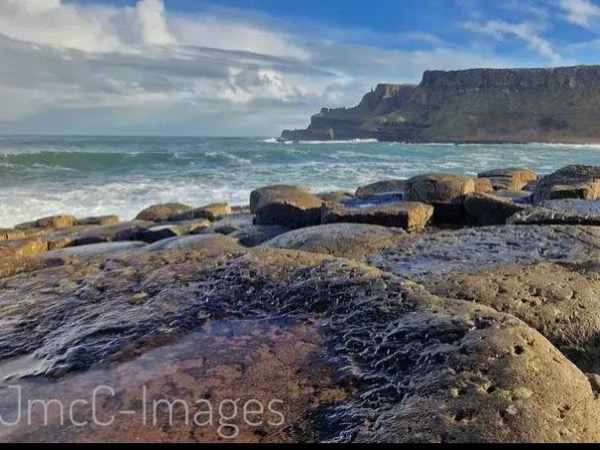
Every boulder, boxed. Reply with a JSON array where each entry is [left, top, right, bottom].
[[463, 192, 529, 226], [75, 215, 120, 226], [253, 186, 323, 228], [368, 225, 600, 281], [478, 168, 538, 191], [262, 223, 406, 260], [250, 185, 312, 213], [170, 203, 232, 222], [135, 203, 192, 222], [15, 215, 76, 231], [317, 191, 355, 203], [0, 228, 25, 241], [533, 165, 600, 204], [321, 200, 433, 232], [355, 180, 405, 198], [404, 174, 475, 224], [427, 260, 600, 373], [230, 225, 291, 247], [73, 221, 154, 246]]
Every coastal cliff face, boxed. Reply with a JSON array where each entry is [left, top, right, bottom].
[[282, 65, 600, 143]]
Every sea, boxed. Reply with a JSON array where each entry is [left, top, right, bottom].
[[2, 135, 600, 228]]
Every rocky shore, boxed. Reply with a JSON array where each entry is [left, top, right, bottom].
[[3, 165, 600, 442]]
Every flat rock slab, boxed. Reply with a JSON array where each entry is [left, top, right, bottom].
[[368, 225, 600, 281], [0, 248, 599, 441], [145, 234, 243, 254], [38, 242, 147, 260], [322, 200, 433, 232], [509, 200, 600, 225], [355, 180, 405, 198], [231, 225, 290, 247], [261, 223, 407, 260]]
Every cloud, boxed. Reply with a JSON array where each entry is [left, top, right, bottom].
[[464, 20, 561, 63], [0, 0, 569, 136], [558, 0, 600, 29]]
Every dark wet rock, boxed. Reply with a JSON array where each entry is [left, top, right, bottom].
[[75, 215, 120, 226], [132, 220, 211, 243], [533, 165, 600, 204], [250, 185, 312, 213], [145, 233, 243, 253], [254, 186, 323, 228], [135, 203, 192, 222], [426, 260, 600, 373], [321, 200, 433, 232], [491, 190, 532, 202], [0, 229, 25, 242], [231, 225, 291, 247], [355, 180, 405, 199], [261, 223, 407, 260], [478, 168, 538, 191], [38, 242, 147, 260], [317, 191, 355, 203], [368, 225, 600, 281], [463, 192, 529, 226], [15, 215, 77, 231], [405, 174, 475, 224], [170, 203, 232, 222], [72, 220, 154, 246], [1, 248, 600, 442], [213, 213, 255, 230], [509, 200, 600, 225]]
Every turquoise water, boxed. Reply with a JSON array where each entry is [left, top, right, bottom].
[[1, 135, 600, 228]]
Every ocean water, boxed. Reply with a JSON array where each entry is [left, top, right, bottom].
[[2, 135, 600, 228]]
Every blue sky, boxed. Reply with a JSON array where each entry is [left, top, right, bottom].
[[1, 0, 600, 135]]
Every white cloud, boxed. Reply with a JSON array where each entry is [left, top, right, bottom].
[[464, 20, 561, 63], [558, 0, 600, 29], [0, 0, 563, 135], [134, 0, 174, 45]]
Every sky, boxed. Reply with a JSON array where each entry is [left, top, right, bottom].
[[1, 0, 600, 136]]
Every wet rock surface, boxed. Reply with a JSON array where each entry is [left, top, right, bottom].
[[368, 225, 600, 281], [463, 192, 529, 226], [1, 247, 600, 442]]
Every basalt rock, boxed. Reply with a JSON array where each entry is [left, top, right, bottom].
[[533, 165, 600, 204], [368, 225, 600, 281], [170, 203, 232, 222], [135, 203, 192, 222], [1, 248, 600, 442], [16, 215, 77, 231], [405, 174, 475, 224], [75, 215, 120, 226], [426, 260, 600, 373], [355, 180, 406, 199], [261, 223, 407, 260], [463, 192, 529, 226], [321, 200, 433, 232], [478, 168, 538, 191], [253, 186, 323, 228], [250, 185, 312, 213]]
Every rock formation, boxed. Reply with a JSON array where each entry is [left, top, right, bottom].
[[282, 65, 600, 143]]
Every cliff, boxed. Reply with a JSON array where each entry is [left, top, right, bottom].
[[281, 65, 600, 143]]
